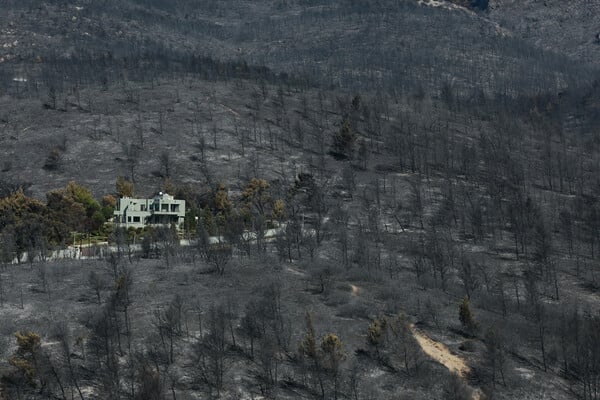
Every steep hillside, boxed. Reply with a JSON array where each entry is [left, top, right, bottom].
[[1, 0, 598, 97], [489, 0, 600, 65], [0, 1, 600, 400]]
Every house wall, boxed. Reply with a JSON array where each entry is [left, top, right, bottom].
[[114, 193, 185, 229]]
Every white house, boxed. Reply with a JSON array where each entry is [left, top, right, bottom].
[[113, 192, 185, 229]]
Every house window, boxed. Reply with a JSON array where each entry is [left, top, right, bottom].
[[140, 205, 146, 211], [133, 216, 140, 223], [171, 204, 180, 212], [127, 216, 131, 222], [161, 204, 169, 212]]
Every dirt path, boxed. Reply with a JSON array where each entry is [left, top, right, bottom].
[[417, 0, 472, 12], [220, 103, 240, 117], [410, 325, 470, 377], [411, 325, 481, 399], [286, 266, 306, 276], [348, 283, 481, 399]]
